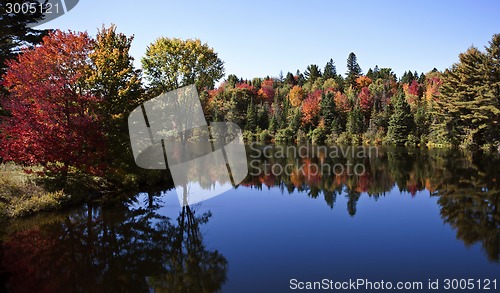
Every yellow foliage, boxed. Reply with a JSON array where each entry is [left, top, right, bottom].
[[288, 85, 305, 107]]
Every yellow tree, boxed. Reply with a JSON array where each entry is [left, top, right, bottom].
[[287, 85, 305, 107]]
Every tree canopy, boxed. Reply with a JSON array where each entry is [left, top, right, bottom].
[[141, 37, 224, 94]]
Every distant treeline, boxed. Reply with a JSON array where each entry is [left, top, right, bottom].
[[202, 35, 500, 151]]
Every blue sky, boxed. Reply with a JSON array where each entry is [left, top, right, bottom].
[[40, 0, 500, 80]]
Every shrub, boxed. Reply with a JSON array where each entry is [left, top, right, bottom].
[[336, 132, 352, 145], [296, 129, 308, 144], [275, 127, 295, 143], [259, 129, 272, 142], [405, 134, 419, 147], [308, 127, 326, 144], [243, 130, 255, 142]]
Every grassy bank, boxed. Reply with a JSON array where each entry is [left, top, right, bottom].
[[0, 162, 175, 219], [0, 163, 69, 219]]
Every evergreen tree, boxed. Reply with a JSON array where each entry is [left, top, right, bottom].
[[226, 74, 239, 87], [347, 105, 364, 135], [323, 58, 337, 80], [245, 102, 257, 131], [257, 103, 270, 130], [320, 91, 335, 133], [285, 72, 296, 85], [296, 70, 306, 86], [304, 64, 322, 83], [387, 92, 414, 145], [366, 68, 374, 80], [400, 70, 415, 84], [279, 91, 289, 129], [414, 103, 430, 139], [437, 44, 499, 148], [346, 52, 362, 88], [269, 114, 277, 133], [0, 0, 49, 77], [373, 65, 380, 79], [484, 34, 500, 146], [289, 107, 302, 132], [418, 72, 426, 84], [278, 70, 284, 83]]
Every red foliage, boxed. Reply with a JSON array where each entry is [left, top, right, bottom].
[[0, 30, 105, 175], [407, 80, 421, 97], [358, 87, 373, 112], [356, 172, 372, 193], [235, 82, 257, 94], [334, 91, 351, 112], [257, 78, 275, 102], [301, 158, 322, 186], [301, 90, 322, 126], [425, 75, 442, 102]]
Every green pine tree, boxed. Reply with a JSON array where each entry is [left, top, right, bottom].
[[245, 102, 257, 131], [320, 91, 335, 133], [347, 105, 364, 135], [323, 58, 337, 80], [436, 37, 500, 148], [387, 92, 414, 145], [345, 52, 362, 88]]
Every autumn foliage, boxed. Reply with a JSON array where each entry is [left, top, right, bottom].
[[358, 87, 374, 112], [257, 78, 275, 102], [288, 85, 305, 107], [301, 90, 322, 127], [0, 30, 105, 176], [355, 75, 372, 88], [334, 91, 351, 112]]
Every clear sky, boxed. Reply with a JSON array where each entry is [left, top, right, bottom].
[[39, 0, 500, 80]]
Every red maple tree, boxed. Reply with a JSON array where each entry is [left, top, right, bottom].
[[257, 78, 275, 102], [0, 30, 106, 176], [301, 90, 322, 127], [358, 87, 374, 112]]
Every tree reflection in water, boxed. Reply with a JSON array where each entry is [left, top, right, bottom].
[[1, 195, 227, 293], [244, 145, 499, 262], [1, 145, 498, 293]]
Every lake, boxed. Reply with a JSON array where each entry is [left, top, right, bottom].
[[1, 145, 498, 292]]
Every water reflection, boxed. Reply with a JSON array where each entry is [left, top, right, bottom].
[[244, 145, 499, 262], [1, 196, 227, 293], [0, 145, 498, 292]]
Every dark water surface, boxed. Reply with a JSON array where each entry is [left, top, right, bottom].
[[1, 146, 498, 292]]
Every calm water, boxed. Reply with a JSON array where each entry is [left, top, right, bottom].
[[1, 145, 498, 292]]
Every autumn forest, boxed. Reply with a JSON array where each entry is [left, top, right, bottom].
[[0, 17, 499, 217]]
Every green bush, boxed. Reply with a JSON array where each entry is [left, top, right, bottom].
[[325, 133, 338, 145], [296, 129, 308, 144], [259, 129, 272, 142], [243, 130, 255, 142], [275, 127, 295, 143], [336, 132, 352, 145], [308, 126, 326, 144], [405, 134, 419, 147]]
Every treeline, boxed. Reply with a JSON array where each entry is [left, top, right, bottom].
[[204, 35, 500, 151], [0, 23, 499, 184]]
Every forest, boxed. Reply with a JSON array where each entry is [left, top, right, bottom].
[[0, 15, 499, 217], [203, 39, 500, 151]]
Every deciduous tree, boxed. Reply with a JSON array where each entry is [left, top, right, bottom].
[[0, 30, 105, 177], [288, 85, 305, 107], [141, 38, 224, 94]]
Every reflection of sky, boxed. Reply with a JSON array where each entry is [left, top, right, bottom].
[[137, 184, 498, 293], [174, 181, 233, 207]]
